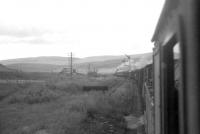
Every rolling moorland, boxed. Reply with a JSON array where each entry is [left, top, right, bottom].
[[0, 53, 152, 74], [0, 53, 150, 134]]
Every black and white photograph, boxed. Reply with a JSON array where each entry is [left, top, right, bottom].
[[0, 0, 199, 134]]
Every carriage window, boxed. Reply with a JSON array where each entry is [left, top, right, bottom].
[[173, 43, 180, 59], [173, 43, 180, 89]]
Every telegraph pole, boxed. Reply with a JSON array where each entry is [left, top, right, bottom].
[[70, 52, 73, 78]]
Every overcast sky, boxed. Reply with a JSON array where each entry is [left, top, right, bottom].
[[0, 0, 164, 60]]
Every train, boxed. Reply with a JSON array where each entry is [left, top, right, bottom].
[[150, 0, 200, 133], [114, 58, 136, 77], [115, 0, 200, 134]]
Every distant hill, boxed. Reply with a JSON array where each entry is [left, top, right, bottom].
[[7, 63, 64, 72], [0, 56, 80, 65], [0, 53, 152, 65], [1, 53, 152, 74], [6, 61, 119, 73], [76, 53, 152, 64], [0, 64, 16, 72]]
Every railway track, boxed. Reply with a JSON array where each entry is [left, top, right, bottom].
[[82, 112, 127, 134]]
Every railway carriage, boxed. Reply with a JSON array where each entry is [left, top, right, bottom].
[[115, 1, 200, 133], [123, 0, 200, 133], [151, 0, 200, 134]]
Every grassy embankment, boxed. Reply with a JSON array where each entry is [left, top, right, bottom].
[[0, 74, 138, 134]]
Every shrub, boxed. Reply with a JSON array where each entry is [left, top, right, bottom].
[[46, 80, 82, 94], [8, 84, 60, 104]]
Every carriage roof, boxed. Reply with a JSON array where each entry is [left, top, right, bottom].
[[152, 0, 180, 42]]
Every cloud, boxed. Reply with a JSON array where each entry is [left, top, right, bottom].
[[25, 38, 51, 44], [0, 25, 54, 45], [0, 35, 51, 45], [0, 25, 49, 38]]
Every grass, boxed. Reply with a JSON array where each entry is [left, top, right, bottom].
[[7, 84, 61, 104], [0, 75, 138, 134]]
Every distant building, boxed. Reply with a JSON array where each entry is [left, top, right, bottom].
[[60, 67, 71, 74], [60, 67, 77, 75]]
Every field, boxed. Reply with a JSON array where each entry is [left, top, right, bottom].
[[0, 74, 138, 134]]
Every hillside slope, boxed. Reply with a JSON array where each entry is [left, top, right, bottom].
[[0, 64, 16, 72], [7, 63, 64, 72], [1, 53, 151, 65], [1, 53, 152, 73], [0, 56, 80, 65]]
